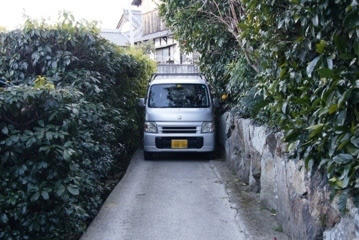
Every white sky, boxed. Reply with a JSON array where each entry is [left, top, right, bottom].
[[0, 0, 132, 30]]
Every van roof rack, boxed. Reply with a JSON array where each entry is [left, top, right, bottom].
[[149, 73, 205, 82]]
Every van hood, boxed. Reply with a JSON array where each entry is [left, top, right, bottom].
[[146, 108, 213, 122]]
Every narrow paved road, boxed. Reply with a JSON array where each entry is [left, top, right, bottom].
[[80, 150, 247, 240]]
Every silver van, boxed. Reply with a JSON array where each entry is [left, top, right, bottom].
[[139, 73, 217, 160]]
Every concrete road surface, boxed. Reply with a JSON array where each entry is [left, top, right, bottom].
[[81, 150, 288, 240]]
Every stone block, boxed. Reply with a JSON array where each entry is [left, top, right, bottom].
[[219, 112, 347, 239], [323, 208, 358, 240]]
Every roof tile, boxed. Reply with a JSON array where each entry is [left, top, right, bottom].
[[100, 29, 129, 46]]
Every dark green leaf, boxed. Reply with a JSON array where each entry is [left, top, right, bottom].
[[334, 35, 346, 52], [338, 90, 352, 108], [339, 53, 354, 60], [63, 149, 71, 161], [338, 139, 350, 150], [337, 109, 347, 126], [318, 68, 334, 78], [1, 213, 9, 224], [341, 166, 351, 188], [333, 154, 353, 164], [354, 41, 359, 58], [10, 135, 19, 142], [318, 158, 329, 169], [279, 67, 287, 79], [312, 15, 319, 27], [67, 185, 79, 195], [338, 190, 348, 214], [351, 137, 359, 148], [31, 192, 40, 202], [56, 185, 66, 196], [343, 9, 359, 28], [38, 120, 45, 127], [283, 129, 298, 142]]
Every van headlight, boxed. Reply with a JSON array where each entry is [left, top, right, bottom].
[[201, 121, 215, 133], [144, 122, 158, 133]]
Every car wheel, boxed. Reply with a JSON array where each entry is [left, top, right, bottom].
[[207, 151, 215, 160], [144, 151, 152, 160]]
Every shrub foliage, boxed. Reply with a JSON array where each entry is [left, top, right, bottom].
[[0, 14, 155, 239], [160, 0, 359, 212]]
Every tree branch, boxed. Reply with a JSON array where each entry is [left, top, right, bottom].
[[196, 0, 261, 73], [2, 111, 44, 130]]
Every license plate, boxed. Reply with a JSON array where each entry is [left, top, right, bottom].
[[171, 139, 188, 149]]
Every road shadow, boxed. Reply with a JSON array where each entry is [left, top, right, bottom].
[[142, 144, 225, 162], [148, 152, 210, 161]]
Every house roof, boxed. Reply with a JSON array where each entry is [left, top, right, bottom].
[[100, 29, 129, 46], [116, 10, 142, 30], [131, 0, 142, 6], [122, 29, 143, 39], [136, 29, 171, 42]]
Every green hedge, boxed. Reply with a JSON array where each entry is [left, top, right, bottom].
[[160, 0, 359, 212], [242, 0, 359, 210], [0, 14, 155, 239]]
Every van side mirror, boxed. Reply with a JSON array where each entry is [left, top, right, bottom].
[[212, 98, 219, 108], [138, 98, 146, 107]]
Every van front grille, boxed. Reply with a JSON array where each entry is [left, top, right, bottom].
[[162, 127, 197, 134]]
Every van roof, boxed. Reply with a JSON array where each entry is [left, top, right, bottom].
[[150, 73, 207, 85]]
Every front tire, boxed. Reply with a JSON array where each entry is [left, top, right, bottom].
[[144, 151, 153, 160], [207, 151, 215, 160]]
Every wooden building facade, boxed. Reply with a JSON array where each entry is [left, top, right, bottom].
[[117, 0, 198, 64]]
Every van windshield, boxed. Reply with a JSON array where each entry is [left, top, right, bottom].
[[148, 84, 210, 108]]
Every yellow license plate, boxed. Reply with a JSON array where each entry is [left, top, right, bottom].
[[171, 139, 188, 149]]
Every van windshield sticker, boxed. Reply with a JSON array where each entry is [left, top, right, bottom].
[[148, 84, 210, 108]]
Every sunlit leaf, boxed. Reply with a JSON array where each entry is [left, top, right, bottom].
[[307, 123, 324, 138], [41, 191, 49, 200], [306, 56, 320, 77], [316, 40, 326, 53], [1, 127, 9, 135], [328, 104, 338, 114]]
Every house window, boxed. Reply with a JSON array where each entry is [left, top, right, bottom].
[[155, 47, 173, 64]]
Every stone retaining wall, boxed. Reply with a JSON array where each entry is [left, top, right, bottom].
[[219, 111, 359, 239]]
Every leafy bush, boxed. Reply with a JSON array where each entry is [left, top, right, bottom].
[[0, 14, 155, 239], [224, 57, 270, 122], [241, 0, 359, 210], [159, 1, 240, 94], [159, 0, 266, 118], [0, 85, 106, 239], [160, 0, 359, 212]]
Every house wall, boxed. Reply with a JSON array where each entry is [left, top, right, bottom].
[[142, 10, 166, 35], [133, 0, 198, 65], [141, 0, 165, 35], [153, 36, 181, 64]]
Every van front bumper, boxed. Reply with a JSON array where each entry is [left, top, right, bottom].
[[144, 133, 215, 153]]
